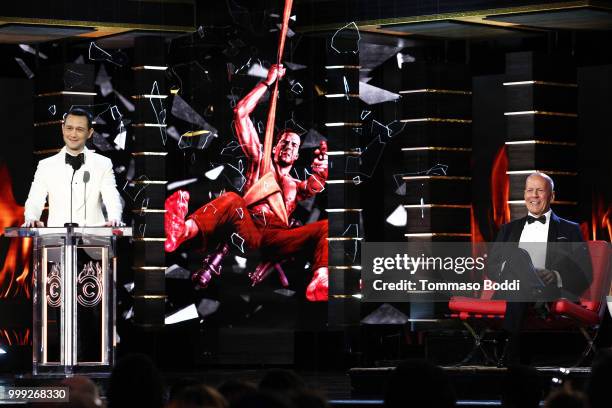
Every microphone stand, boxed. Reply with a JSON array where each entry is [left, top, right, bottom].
[[83, 171, 90, 227], [64, 169, 79, 228], [65, 155, 83, 229]]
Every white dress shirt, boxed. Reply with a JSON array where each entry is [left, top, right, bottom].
[[519, 209, 551, 269], [518, 209, 562, 286]]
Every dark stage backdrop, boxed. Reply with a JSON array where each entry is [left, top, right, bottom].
[[0, 16, 611, 370], [0, 27, 335, 369]]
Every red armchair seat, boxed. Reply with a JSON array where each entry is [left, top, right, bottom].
[[449, 297, 506, 317], [449, 241, 610, 320], [551, 299, 599, 326]]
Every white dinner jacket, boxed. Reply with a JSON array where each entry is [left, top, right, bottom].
[[24, 146, 123, 227]]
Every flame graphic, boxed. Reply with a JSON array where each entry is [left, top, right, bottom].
[[580, 221, 590, 242], [592, 190, 611, 241], [0, 328, 30, 347], [0, 163, 32, 299], [491, 145, 510, 228], [470, 206, 485, 243]]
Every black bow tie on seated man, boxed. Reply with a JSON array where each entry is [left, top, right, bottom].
[[527, 215, 546, 224], [65, 153, 84, 171]]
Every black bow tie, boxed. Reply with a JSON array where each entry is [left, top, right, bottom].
[[527, 215, 546, 224], [65, 153, 84, 171]]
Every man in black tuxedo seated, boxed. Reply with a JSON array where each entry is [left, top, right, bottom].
[[488, 172, 592, 365]]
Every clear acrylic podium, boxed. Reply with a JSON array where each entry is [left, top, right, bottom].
[[4, 226, 131, 375]]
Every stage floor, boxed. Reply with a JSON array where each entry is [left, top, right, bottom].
[[3, 364, 591, 402]]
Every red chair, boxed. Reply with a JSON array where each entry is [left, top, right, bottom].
[[448, 241, 612, 366]]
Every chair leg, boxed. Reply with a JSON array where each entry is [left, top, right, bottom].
[[573, 326, 599, 367], [454, 321, 498, 366]]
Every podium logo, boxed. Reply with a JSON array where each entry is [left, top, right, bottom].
[[46, 264, 62, 307], [77, 261, 103, 307]]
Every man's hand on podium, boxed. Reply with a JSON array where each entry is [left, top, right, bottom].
[[22, 219, 44, 228], [104, 219, 125, 227]]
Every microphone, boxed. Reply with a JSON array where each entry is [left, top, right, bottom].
[[83, 171, 90, 226]]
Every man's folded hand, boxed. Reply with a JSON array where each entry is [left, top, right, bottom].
[[536, 268, 558, 285], [22, 220, 44, 228]]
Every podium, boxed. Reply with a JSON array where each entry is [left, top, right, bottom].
[[4, 226, 132, 375]]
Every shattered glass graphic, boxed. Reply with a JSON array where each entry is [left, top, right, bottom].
[[330, 22, 360, 54], [227, 87, 244, 109], [122, 175, 150, 202], [392, 164, 449, 196], [342, 224, 360, 239], [137, 197, 150, 215], [284, 61, 307, 71], [274, 288, 295, 297], [113, 121, 127, 150], [19, 44, 48, 60], [220, 140, 244, 156], [284, 116, 308, 136], [169, 61, 211, 93], [165, 264, 191, 279], [171, 95, 219, 149], [67, 103, 112, 124], [290, 81, 303, 95], [178, 130, 216, 150], [92, 132, 114, 152], [386, 204, 407, 227], [300, 129, 327, 149], [134, 220, 146, 239], [225, 160, 247, 192], [359, 81, 400, 105], [95, 64, 113, 97], [88, 42, 127, 67], [110, 105, 122, 120], [149, 81, 168, 145], [204, 165, 224, 180], [167, 178, 198, 191], [14, 58, 34, 79], [167, 126, 181, 142], [115, 91, 135, 112], [345, 120, 408, 178], [231, 233, 246, 253], [64, 69, 85, 90], [197, 299, 220, 317]]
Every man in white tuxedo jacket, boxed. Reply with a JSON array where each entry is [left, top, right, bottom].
[[23, 108, 123, 227]]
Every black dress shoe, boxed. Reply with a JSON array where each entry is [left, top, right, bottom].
[[533, 301, 551, 320]]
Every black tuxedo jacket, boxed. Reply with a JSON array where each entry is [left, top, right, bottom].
[[490, 211, 592, 298]]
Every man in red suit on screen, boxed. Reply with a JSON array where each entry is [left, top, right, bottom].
[[165, 64, 329, 301]]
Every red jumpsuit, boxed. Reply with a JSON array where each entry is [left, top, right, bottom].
[[188, 191, 328, 271]]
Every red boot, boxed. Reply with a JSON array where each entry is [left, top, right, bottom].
[[306, 267, 328, 301], [165, 190, 190, 252]]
